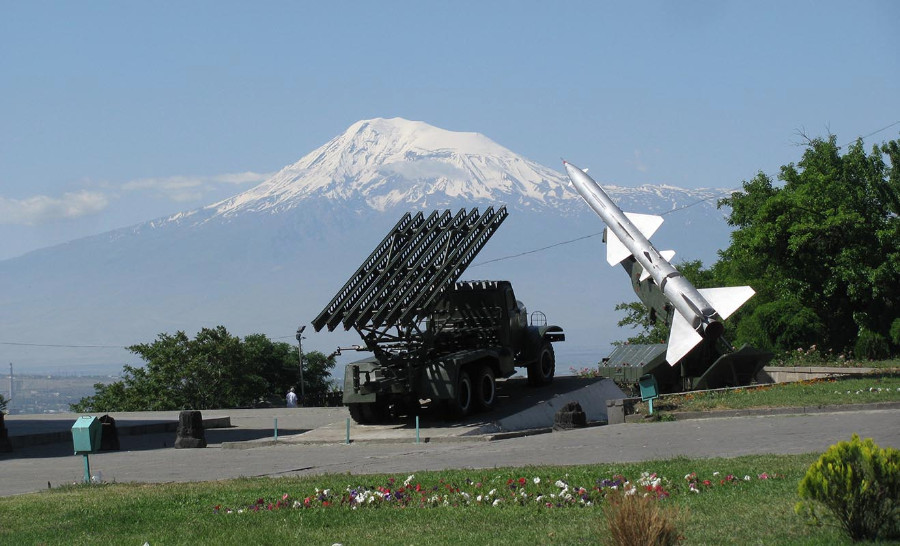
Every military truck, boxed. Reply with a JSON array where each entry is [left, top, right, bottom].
[[311, 207, 564, 423]]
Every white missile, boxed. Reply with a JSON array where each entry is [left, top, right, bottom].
[[563, 160, 755, 366]]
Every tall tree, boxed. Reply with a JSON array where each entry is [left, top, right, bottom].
[[71, 326, 336, 412], [717, 134, 900, 356]]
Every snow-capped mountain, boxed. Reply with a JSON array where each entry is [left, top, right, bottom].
[[209, 117, 577, 217], [0, 118, 736, 375]]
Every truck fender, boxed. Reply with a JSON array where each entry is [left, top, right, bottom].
[[523, 325, 565, 361]]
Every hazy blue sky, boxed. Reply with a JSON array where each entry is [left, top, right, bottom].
[[2, 1, 898, 260]]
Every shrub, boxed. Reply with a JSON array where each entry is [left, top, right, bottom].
[[603, 490, 682, 546], [890, 318, 900, 347], [796, 434, 900, 541], [854, 329, 890, 360]]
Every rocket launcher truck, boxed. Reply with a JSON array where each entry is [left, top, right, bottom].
[[312, 207, 565, 423]]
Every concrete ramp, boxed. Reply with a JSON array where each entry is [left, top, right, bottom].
[[465, 376, 626, 434], [274, 377, 626, 445]]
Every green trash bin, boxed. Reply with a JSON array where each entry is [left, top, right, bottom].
[[71, 416, 102, 454], [638, 374, 660, 414], [71, 416, 102, 483]]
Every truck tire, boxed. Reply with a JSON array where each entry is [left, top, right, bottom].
[[528, 342, 555, 386], [474, 365, 496, 412], [447, 369, 474, 418], [348, 402, 388, 424], [348, 403, 367, 424]]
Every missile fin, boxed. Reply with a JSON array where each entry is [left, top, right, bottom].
[[623, 212, 664, 240], [666, 311, 703, 366], [697, 286, 755, 320], [605, 229, 633, 265]]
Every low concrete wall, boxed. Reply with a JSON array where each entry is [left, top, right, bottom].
[[756, 366, 876, 384], [9, 416, 231, 449]]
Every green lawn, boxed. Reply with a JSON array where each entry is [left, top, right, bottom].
[[0, 454, 873, 545], [646, 375, 900, 414]]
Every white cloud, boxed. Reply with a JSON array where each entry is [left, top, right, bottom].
[[0, 171, 271, 226], [0, 191, 110, 225], [121, 171, 272, 202]]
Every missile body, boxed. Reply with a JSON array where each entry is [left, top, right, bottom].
[[563, 160, 754, 365]]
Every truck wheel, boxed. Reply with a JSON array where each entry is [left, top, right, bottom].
[[474, 365, 496, 412], [348, 403, 369, 424], [448, 369, 473, 418], [348, 402, 388, 424], [528, 342, 555, 386]]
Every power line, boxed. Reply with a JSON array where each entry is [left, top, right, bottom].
[[0, 341, 126, 349], [472, 189, 737, 268], [852, 120, 900, 145]]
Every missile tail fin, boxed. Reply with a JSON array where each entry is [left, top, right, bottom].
[[697, 286, 755, 320], [666, 311, 703, 365]]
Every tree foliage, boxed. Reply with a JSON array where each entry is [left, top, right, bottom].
[[615, 134, 900, 358], [71, 326, 335, 412], [717, 134, 900, 355], [0, 393, 7, 413]]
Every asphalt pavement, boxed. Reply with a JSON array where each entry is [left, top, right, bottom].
[[2, 405, 898, 497]]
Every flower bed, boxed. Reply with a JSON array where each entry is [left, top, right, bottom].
[[213, 470, 784, 514]]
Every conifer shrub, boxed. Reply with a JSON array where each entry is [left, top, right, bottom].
[[603, 490, 682, 546], [796, 434, 900, 541]]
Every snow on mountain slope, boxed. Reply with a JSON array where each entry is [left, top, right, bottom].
[[203, 117, 577, 217]]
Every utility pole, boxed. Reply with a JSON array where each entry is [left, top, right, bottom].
[[295, 326, 306, 406], [8, 363, 12, 414]]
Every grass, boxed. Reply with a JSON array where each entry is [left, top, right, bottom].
[[767, 351, 900, 369], [644, 375, 900, 414], [0, 454, 871, 545]]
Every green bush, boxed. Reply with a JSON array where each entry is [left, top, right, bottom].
[[855, 329, 890, 360], [890, 318, 900, 346], [796, 434, 900, 541]]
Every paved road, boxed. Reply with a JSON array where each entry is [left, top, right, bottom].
[[2, 408, 897, 497]]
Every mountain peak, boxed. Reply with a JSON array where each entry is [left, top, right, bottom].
[[207, 118, 576, 217]]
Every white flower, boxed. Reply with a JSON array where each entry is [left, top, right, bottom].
[[492, 499, 501, 506], [403, 474, 415, 486], [713, 472, 720, 476], [489, 489, 496, 496], [743, 475, 751, 481], [555, 480, 567, 489], [477, 495, 483, 502], [533, 477, 541, 484]]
